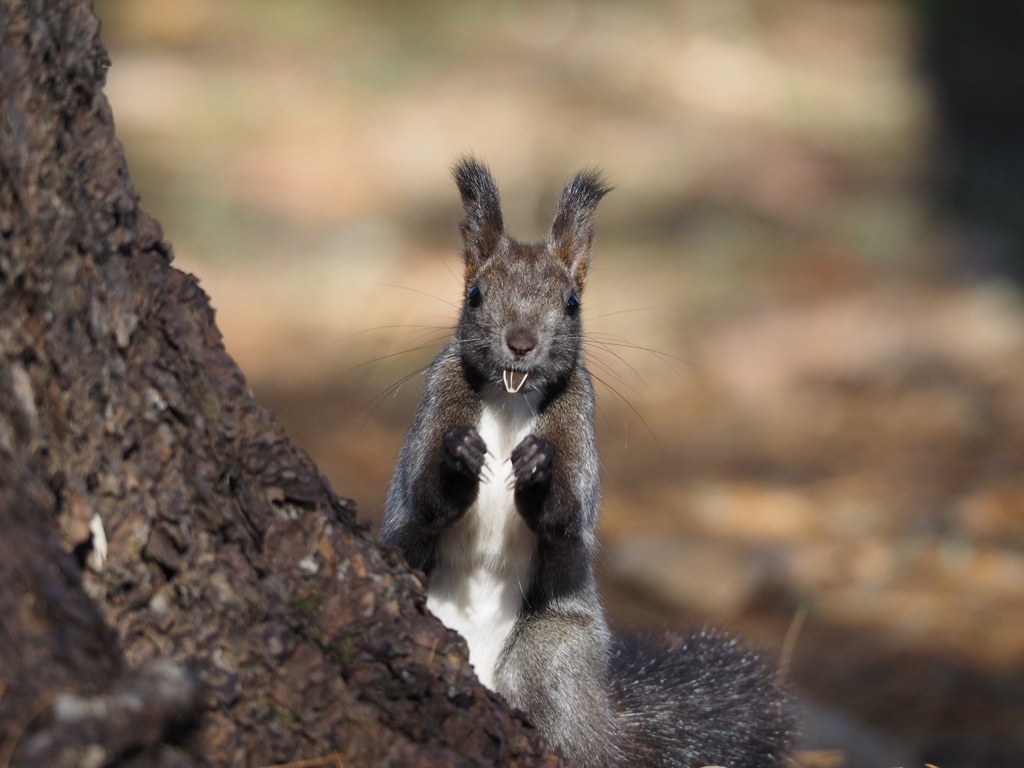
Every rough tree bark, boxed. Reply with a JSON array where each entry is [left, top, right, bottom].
[[0, 1, 565, 765]]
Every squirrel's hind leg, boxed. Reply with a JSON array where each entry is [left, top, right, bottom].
[[495, 610, 622, 768]]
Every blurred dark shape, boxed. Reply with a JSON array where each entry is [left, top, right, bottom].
[[918, 0, 1024, 281]]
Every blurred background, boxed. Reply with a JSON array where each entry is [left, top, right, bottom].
[[93, 1, 1024, 765]]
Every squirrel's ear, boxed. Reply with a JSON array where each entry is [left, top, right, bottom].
[[549, 169, 611, 285], [452, 157, 505, 273]]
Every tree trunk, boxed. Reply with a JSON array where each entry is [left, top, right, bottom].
[[0, 1, 563, 765]]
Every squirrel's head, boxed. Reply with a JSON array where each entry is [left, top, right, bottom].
[[452, 157, 611, 396]]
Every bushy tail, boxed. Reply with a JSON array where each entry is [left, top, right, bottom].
[[609, 628, 795, 768]]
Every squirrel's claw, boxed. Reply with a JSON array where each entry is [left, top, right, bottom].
[[443, 426, 488, 479], [511, 434, 554, 490]]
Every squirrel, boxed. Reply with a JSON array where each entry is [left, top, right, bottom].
[[380, 157, 793, 768]]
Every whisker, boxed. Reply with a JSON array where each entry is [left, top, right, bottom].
[[585, 342, 651, 394], [590, 307, 655, 321], [332, 323, 452, 345], [396, 327, 455, 347], [347, 363, 430, 430], [518, 577, 531, 609], [587, 334, 688, 367], [441, 259, 463, 287], [584, 352, 643, 396], [377, 282, 460, 311], [590, 370, 661, 450], [337, 342, 447, 378]]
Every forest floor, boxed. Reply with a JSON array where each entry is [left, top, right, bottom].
[[95, 1, 1024, 765]]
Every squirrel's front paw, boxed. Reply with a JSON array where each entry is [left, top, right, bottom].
[[443, 426, 487, 479], [511, 435, 554, 490]]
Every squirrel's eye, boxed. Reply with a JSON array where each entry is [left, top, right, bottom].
[[468, 284, 482, 308], [565, 292, 580, 315]]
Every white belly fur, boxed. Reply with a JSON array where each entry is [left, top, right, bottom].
[[427, 391, 539, 688]]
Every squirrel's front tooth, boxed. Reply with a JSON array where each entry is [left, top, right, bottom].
[[503, 370, 529, 393]]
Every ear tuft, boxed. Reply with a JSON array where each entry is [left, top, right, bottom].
[[549, 169, 611, 284], [452, 156, 505, 272]]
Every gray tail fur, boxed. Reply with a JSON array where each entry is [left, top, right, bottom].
[[610, 629, 795, 768]]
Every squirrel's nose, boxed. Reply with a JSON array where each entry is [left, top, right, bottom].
[[506, 328, 538, 356]]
